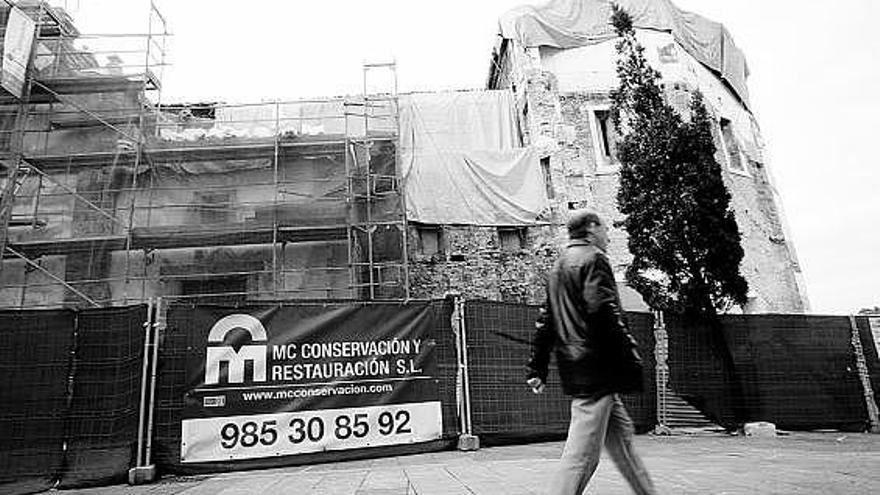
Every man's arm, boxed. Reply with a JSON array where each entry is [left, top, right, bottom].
[[581, 252, 630, 342], [526, 292, 555, 384], [582, 252, 644, 391]]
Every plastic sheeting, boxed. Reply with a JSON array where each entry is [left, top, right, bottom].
[[400, 91, 549, 225], [499, 0, 751, 106]]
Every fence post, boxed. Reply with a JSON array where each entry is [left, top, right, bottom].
[[653, 311, 672, 435], [448, 292, 479, 450], [145, 297, 165, 466], [129, 299, 158, 484], [848, 316, 880, 433], [134, 298, 153, 468]]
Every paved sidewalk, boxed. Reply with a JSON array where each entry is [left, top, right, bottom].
[[59, 432, 879, 494]]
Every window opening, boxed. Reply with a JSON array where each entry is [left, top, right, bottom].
[[590, 108, 618, 170], [719, 119, 749, 175], [498, 227, 526, 252], [417, 225, 442, 256], [595, 110, 612, 158], [540, 156, 555, 199], [181, 276, 247, 304]]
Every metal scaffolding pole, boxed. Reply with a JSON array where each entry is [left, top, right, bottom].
[[272, 100, 280, 296], [123, 141, 142, 303], [0, 2, 39, 277]]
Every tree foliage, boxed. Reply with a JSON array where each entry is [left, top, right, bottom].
[[610, 5, 748, 316]]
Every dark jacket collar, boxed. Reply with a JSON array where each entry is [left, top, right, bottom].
[[567, 238, 606, 253], [567, 238, 594, 248]]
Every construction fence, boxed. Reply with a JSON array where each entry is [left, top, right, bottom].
[[1, 299, 879, 494], [0, 305, 146, 494], [664, 314, 875, 431]]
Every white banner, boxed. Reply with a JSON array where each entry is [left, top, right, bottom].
[[181, 401, 442, 463], [2, 7, 37, 98]]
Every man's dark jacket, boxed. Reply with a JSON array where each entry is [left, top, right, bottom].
[[527, 239, 643, 397]]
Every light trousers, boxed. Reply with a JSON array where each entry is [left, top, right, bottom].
[[550, 394, 656, 495]]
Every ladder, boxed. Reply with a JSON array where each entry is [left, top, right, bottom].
[[344, 60, 409, 300]]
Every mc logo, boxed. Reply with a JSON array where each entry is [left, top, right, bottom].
[[205, 314, 268, 385]]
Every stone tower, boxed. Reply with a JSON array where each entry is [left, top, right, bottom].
[[487, 0, 809, 313]]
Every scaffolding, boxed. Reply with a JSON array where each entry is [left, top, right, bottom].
[[346, 61, 408, 300], [0, 1, 408, 309]]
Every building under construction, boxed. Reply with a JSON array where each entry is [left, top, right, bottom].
[[0, 0, 414, 308], [0, 0, 810, 313]]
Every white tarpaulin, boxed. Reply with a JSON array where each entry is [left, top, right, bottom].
[[499, 0, 751, 106], [400, 91, 549, 225], [2, 7, 36, 98]]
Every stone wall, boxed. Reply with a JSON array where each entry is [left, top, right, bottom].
[[721, 158, 805, 312], [408, 225, 558, 304]]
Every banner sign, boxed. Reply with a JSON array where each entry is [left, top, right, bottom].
[[2, 7, 36, 98], [178, 303, 441, 463]]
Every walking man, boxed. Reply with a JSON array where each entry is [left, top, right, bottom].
[[527, 210, 656, 495]]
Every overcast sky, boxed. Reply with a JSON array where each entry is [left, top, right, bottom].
[[61, 0, 879, 315]]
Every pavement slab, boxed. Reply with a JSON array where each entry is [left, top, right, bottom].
[[53, 432, 879, 495]]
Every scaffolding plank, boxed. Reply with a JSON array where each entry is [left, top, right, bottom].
[[0, 92, 59, 105], [278, 225, 347, 243], [3, 134, 396, 171], [35, 73, 159, 95], [4, 235, 127, 258], [50, 116, 135, 130], [17, 137, 389, 170], [3, 225, 348, 259], [130, 225, 275, 250]]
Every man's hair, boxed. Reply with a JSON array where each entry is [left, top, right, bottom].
[[567, 209, 603, 239]]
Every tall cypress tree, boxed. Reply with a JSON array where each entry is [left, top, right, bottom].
[[610, 5, 748, 317]]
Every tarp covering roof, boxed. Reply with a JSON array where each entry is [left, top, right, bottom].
[[499, 0, 750, 105], [150, 91, 552, 226], [400, 91, 549, 225]]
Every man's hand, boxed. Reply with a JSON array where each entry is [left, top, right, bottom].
[[527, 377, 545, 394]]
